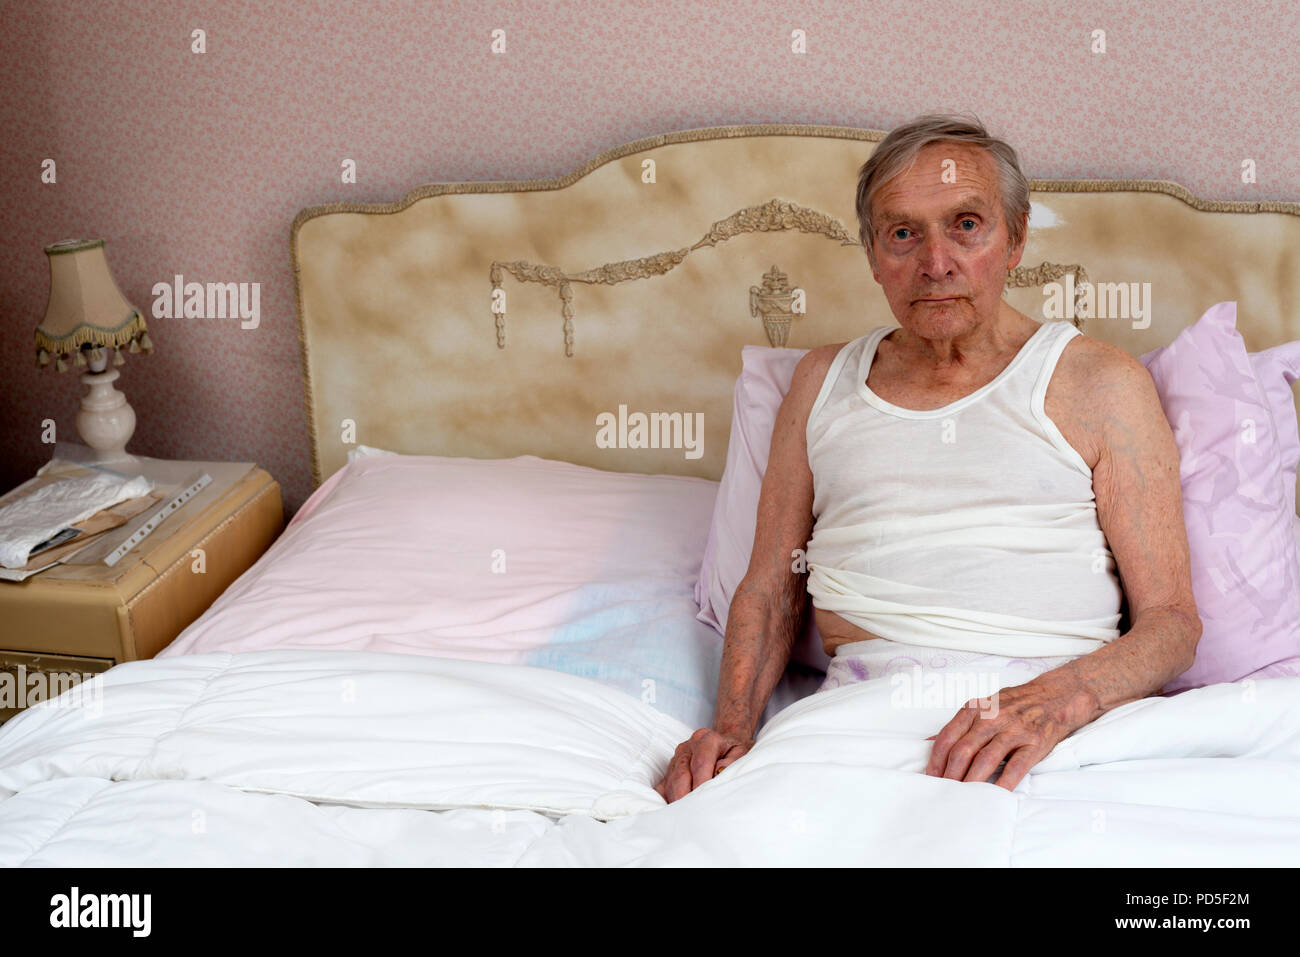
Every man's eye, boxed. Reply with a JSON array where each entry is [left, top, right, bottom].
[[958, 218, 978, 231], [892, 228, 911, 240]]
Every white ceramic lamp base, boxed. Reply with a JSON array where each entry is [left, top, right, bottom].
[[76, 367, 139, 466]]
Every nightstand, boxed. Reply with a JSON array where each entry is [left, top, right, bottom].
[[0, 446, 284, 723]]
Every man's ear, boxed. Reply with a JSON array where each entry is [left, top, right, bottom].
[[864, 241, 881, 284], [1005, 214, 1029, 271]]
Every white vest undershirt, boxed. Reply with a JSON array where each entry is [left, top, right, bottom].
[[804, 320, 1124, 657]]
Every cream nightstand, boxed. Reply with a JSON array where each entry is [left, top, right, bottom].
[[0, 446, 284, 723]]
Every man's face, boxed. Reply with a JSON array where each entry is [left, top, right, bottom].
[[866, 142, 1026, 340]]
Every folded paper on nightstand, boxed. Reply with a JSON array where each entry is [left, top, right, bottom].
[[0, 444, 230, 579], [0, 471, 155, 570]]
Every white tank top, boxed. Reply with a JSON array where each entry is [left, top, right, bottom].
[[804, 320, 1124, 657]]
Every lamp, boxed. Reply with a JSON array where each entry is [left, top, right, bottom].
[[35, 238, 152, 464]]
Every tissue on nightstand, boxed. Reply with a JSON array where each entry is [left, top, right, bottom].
[[0, 473, 154, 569]]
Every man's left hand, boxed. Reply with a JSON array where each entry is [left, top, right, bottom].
[[924, 670, 1100, 791]]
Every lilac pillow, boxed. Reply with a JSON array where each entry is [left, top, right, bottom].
[[1255, 513, 1300, 680], [1249, 342, 1300, 515], [1240, 346, 1300, 679], [1140, 301, 1300, 691], [696, 346, 831, 671]]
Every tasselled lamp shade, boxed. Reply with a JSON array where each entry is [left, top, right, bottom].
[[35, 239, 152, 371]]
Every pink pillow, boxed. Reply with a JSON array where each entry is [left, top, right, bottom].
[[1240, 347, 1300, 679], [1140, 302, 1300, 691], [166, 454, 719, 663], [162, 454, 721, 679], [1249, 342, 1300, 515], [695, 346, 831, 670]]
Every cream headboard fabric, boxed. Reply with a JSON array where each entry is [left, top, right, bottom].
[[291, 124, 1300, 491]]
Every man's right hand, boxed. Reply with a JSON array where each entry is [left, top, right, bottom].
[[654, 728, 754, 803]]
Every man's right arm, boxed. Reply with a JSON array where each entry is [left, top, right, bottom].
[[655, 345, 839, 803]]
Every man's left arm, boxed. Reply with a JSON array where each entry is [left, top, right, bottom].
[[926, 345, 1202, 790]]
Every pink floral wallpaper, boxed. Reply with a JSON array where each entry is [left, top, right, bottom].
[[2, 0, 1297, 516]]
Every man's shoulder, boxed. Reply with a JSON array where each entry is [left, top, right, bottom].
[[775, 342, 854, 434], [1052, 328, 1165, 437], [787, 341, 851, 399], [1055, 329, 1158, 402], [796, 340, 851, 374]]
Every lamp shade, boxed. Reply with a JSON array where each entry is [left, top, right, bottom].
[[36, 238, 152, 372]]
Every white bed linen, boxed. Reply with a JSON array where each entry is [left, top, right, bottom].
[[2, 648, 1298, 866]]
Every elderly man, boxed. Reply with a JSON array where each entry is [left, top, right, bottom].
[[656, 114, 1201, 802]]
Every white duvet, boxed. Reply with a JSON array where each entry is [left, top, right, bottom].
[[1, 649, 1298, 866]]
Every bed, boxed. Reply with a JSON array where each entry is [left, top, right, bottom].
[[3, 123, 1300, 867]]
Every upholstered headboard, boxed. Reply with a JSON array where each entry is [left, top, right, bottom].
[[291, 123, 1300, 492]]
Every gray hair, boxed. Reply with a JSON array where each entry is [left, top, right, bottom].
[[855, 113, 1030, 261]]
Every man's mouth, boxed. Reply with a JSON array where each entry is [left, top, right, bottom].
[[916, 296, 963, 303]]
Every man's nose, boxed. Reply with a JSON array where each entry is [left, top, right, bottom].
[[916, 233, 956, 278]]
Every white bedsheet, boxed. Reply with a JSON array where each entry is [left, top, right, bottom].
[[1, 649, 1297, 866]]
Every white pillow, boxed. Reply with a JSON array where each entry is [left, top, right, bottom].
[[695, 346, 831, 671], [345, 443, 399, 463]]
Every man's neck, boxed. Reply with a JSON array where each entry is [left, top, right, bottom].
[[893, 302, 1037, 370]]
